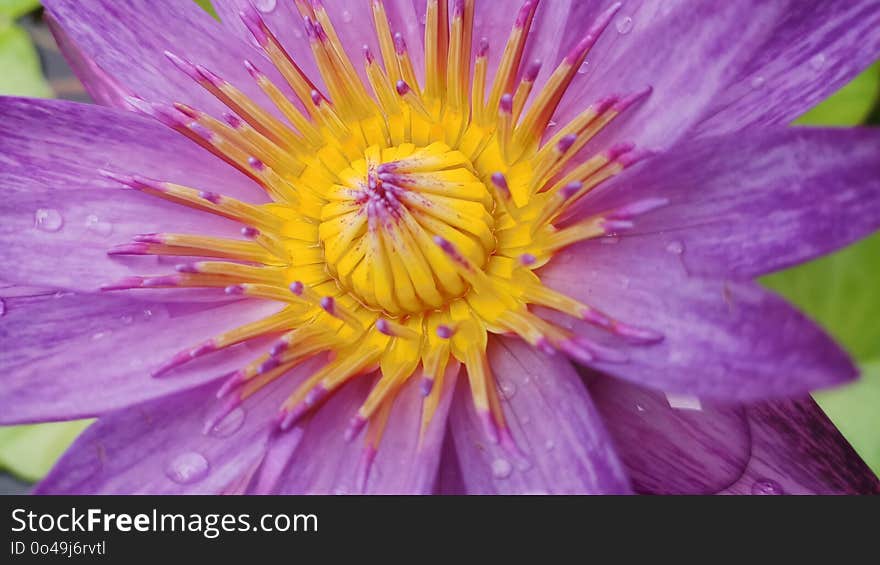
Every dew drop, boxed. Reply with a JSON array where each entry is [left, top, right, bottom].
[[515, 457, 533, 472], [544, 439, 555, 452], [207, 407, 246, 438], [293, 28, 303, 39], [0, 298, 6, 317], [615, 15, 633, 35], [253, 0, 276, 13], [341, 9, 353, 23], [809, 53, 826, 71], [751, 478, 784, 495], [85, 214, 113, 237], [577, 60, 589, 74], [635, 403, 646, 412], [34, 208, 64, 232], [141, 309, 154, 321], [499, 380, 517, 400], [666, 240, 684, 255], [120, 314, 134, 325], [91, 331, 109, 341], [165, 452, 210, 484], [548, 120, 557, 128], [491, 458, 513, 479], [749, 75, 766, 89]]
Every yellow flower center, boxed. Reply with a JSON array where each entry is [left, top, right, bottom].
[[105, 0, 664, 476], [319, 142, 494, 315]]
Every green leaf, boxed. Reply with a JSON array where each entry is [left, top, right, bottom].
[[814, 361, 880, 474], [0, 21, 52, 97], [0, 421, 93, 482], [0, 0, 41, 19], [762, 233, 880, 363], [193, 0, 218, 19], [794, 62, 880, 126]]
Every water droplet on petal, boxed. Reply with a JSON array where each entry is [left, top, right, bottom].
[[85, 214, 113, 237], [253, 0, 276, 13], [615, 15, 633, 34], [666, 240, 684, 255], [166, 452, 210, 484], [751, 478, 784, 495], [544, 439, 555, 452], [749, 75, 766, 89], [341, 9, 353, 23], [141, 309, 154, 321], [499, 380, 517, 399], [120, 314, 134, 325], [548, 120, 557, 128], [491, 458, 513, 479], [577, 60, 589, 74], [207, 407, 246, 438], [809, 53, 826, 71], [0, 298, 6, 317], [34, 208, 63, 232], [91, 331, 109, 341], [293, 28, 303, 39]]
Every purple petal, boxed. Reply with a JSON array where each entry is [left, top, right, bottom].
[[211, 0, 321, 84], [433, 433, 468, 495], [570, 127, 880, 279], [695, 1, 880, 136], [46, 14, 130, 107], [449, 337, 631, 494], [587, 373, 751, 494], [44, 0, 280, 113], [722, 398, 880, 495], [0, 98, 261, 292], [274, 364, 459, 494], [557, 1, 880, 149], [0, 290, 281, 423], [542, 236, 857, 401], [35, 360, 322, 494]]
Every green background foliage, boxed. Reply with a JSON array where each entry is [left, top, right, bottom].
[[0, 0, 877, 483]]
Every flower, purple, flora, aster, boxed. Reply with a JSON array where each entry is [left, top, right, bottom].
[[1, 0, 879, 495]]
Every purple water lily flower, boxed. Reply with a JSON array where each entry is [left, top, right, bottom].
[[1, 0, 879, 495]]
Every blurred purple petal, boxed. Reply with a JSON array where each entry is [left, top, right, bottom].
[[588, 373, 751, 494], [722, 398, 880, 495]]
